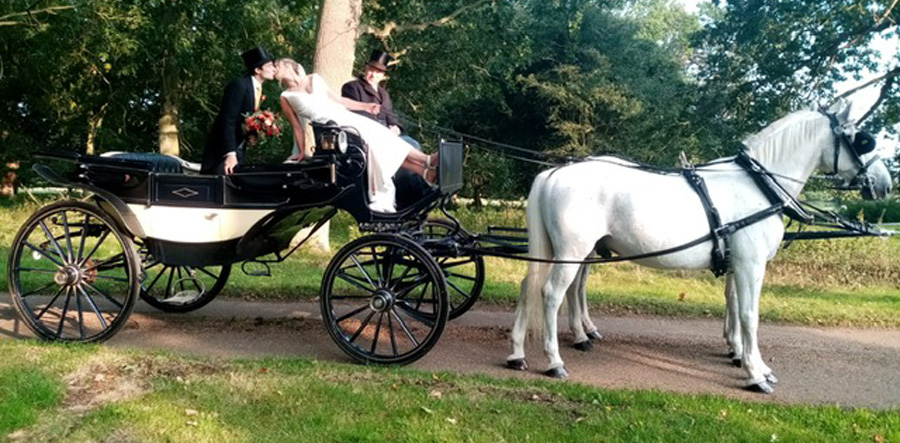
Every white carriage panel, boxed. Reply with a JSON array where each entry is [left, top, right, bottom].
[[127, 204, 273, 243]]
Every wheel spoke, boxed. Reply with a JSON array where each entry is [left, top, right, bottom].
[[77, 214, 90, 262], [20, 281, 58, 298], [334, 304, 370, 323], [23, 242, 65, 267], [80, 229, 110, 265], [86, 254, 126, 273], [143, 265, 168, 293], [396, 301, 436, 328], [61, 211, 75, 263], [442, 258, 477, 269], [446, 272, 476, 282], [348, 310, 376, 344], [388, 263, 414, 291], [336, 271, 377, 294], [83, 281, 124, 309], [94, 275, 130, 283], [195, 267, 220, 280], [75, 284, 85, 339], [16, 267, 58, 275], [349, 254, 378, 288], [371, 246, 383, 286], [38, 220, 68, 264], [55, 287, 72, 339], [370, 313, 384, 354], [387, 312, 398, 355], [446, 279, 471, 298], [78, 286, 108, 329], [35, 286, 67, 320], [390, 309, 420, 347]]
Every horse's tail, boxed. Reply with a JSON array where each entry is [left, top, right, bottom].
[[518, 170, 554, 341]]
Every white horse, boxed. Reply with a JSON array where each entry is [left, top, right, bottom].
[[507, 102, 892, 393]]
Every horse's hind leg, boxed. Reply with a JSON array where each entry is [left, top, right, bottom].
[[508, 276, 532, 370], [578, 264, 603, 341], [723, 274, 743, 366], [567, 263, 597, 351], [543, 263, 583, 378]]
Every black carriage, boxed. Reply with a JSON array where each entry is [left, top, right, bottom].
[[6, 123, 485, 365]]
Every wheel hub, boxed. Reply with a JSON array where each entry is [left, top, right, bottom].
[[369, 289, 394, 312], [54, 265, 81, 287]]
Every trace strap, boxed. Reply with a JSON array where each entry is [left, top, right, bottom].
[[465, 204, 783, 267]]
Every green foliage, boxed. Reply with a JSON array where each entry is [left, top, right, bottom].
[[840, 197, 900, 223]]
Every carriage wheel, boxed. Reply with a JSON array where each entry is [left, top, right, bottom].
[[7, 200, 140, 342], [137, 245, 231, 313], [420, 218, 485, 319], [320, 234, 448, 365]]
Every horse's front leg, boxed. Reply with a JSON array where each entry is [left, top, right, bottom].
[[567, 263, 594, 351], [733, 262, 777, 393], [543, 263, 582, 378], [723, 274, 743, 366]]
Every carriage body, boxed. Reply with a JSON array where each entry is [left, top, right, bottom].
[[8, 124, 478, 365]]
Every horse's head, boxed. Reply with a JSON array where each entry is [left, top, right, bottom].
[[820, 102, 892, 200]]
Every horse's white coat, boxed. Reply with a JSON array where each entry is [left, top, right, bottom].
[[508, 103, 892, 390]]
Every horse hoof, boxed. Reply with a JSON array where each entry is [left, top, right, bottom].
[[587, 330, 604, 341], [507, 359, 528, 371], [765, 372, 779, 385], [545, 366, 569, 379], [744, 381, 775, 394], [573, 340, 593, 352], [732, 359, 742, 368]]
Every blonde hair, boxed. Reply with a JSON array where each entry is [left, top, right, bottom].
[[276, 58, 306, 88]]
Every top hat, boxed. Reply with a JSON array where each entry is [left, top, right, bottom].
[[365, 49, 393, 72], [242, 46, 274, 72]]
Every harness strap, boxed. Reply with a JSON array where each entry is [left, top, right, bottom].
[[735, 151, 814, 223], [681, 168, 731, 276]]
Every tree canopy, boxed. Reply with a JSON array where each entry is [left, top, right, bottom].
[[2, 0, 898, 198]]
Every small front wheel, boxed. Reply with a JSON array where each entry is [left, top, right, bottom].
[[7, 200, 140, 342], [320, 234, 448, 365]]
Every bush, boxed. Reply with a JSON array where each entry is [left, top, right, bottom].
[[839, 198, 900, 223]]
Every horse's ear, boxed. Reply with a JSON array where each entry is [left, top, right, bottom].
[[827, 99, 853, 122]]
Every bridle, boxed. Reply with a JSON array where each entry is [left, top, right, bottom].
[[820, 110, 880, 196]]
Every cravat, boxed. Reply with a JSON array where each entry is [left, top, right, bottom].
[[254, 85, 262, 110]]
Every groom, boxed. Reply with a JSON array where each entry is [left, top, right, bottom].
[[201, 46, 276, 175]]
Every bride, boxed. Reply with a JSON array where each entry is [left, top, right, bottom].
[[274, 58, 436, 213]]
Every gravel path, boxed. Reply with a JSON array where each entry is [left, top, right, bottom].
[[3, 295, 898, 410]]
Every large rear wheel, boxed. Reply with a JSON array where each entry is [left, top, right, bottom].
[[7, 200, 140, 342], [320, 234, 448, 365]]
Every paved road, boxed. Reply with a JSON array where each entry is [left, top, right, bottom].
[[2, 295, 899, 410]]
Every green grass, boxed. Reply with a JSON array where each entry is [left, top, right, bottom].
[[1, 341, 898, 442], [3, 196, 900, 327]]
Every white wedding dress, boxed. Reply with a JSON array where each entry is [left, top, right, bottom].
[[281, 74, 412, 212]]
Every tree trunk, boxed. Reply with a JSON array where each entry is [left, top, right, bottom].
[[0, 162, 18, 197], [159, 97, 180, 155], [159, 57, 180, 156], [294, 0, 363, 252], [85, 113, 104, 155]]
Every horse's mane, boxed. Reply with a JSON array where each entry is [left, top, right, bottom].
[[742, 110, 830, 167]]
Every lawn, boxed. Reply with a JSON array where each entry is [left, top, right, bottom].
[[1, 341, 898, 442]]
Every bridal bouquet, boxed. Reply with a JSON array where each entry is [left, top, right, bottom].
[[243, 110, 282, 140]]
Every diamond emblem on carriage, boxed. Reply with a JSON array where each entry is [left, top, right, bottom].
[[172, 187, 199, 199]]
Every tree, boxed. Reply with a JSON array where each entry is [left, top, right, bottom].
[[693, 0, 900, 151]]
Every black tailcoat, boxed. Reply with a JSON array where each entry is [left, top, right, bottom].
[[201, 76, 255, 174]]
